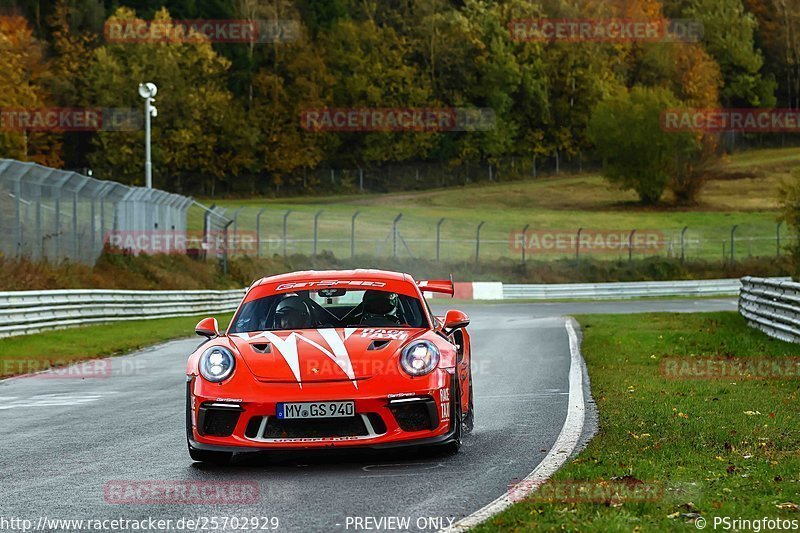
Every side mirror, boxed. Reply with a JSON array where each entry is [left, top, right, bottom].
[[195, 317, 220, 338], [443, 309, 469, 332]]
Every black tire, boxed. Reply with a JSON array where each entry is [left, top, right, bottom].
[[441, 376, 463, 455], [188, 446, 233, 465], [462, 364, 474, 434]]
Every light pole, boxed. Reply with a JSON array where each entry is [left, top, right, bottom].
[[436, 218, 445, 261], [313, 210, 324, 257], [138, 82, 158, 188], [351, 211, 361, 258], [282, 209, 292, 257], [475, 221, 485, 265], [392, 214, 402, 258]]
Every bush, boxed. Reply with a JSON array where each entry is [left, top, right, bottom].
[[588, 86, 709, 204]]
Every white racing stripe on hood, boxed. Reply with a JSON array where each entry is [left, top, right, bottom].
[[248, 328, 361, 389], [259, 331, 303, 388], [314, 329, 358, 389]]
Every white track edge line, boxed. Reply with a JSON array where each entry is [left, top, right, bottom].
[[440, 316, 587, 532]]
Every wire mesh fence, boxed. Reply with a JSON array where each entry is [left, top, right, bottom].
[[0, 159, 195, 264], [190, 206, 794, 265], [2, 158, 792, 267]]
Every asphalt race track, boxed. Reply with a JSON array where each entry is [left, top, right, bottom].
[[0, 299, 736, 532]]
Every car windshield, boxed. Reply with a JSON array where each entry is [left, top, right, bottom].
[[229, 289, 429, 333]]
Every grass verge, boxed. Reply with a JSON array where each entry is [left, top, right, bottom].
[[0, 313, 233, 379], [477, 312, 800, 532]]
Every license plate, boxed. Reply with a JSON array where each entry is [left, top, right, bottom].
[[276, 401, 355, 419]]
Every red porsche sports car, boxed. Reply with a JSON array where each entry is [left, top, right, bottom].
[[186, 269, 474, 464]]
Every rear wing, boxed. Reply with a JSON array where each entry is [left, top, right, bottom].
[[416, 276, 454, 297]]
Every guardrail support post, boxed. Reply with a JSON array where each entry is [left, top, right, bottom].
[[436, 217, 445, 262], [680, 226, 688, 263], [282, 209, 292, 257], [313, 210, 324, 257], [351, 211, 361, 258], [255, 208, 266, 258], [475, 221, 486, 265], [521, 224, 530, 266], [730, 225, 739, 264]]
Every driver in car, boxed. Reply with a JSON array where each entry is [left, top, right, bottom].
[[359, 290, 401, 326], [274, 295, 312, 329]]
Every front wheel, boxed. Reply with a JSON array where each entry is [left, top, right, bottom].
[[440, 376, 463, 454]]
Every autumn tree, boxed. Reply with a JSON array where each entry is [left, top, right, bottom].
[[744, 0, 800, 108], [0, 15, 62, 166], [85, 7, 255, 193], [317, 18, 437, 170], [684, 0, 776, 107], [248, 7, 334, 192]]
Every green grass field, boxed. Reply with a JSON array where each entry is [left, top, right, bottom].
[[0, 313, 233, 379], [477, 312, 800, 532], [191, 148, 799, 264]]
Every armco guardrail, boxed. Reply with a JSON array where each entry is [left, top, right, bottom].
[[739, 277, 800, 343], [0, 289, 245, 338], [1, 278, 755, 339], [503, 278, 747, 300]]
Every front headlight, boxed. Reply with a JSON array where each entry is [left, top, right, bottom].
[[199, 346, 235, 383], [400, 340, 440, 376]]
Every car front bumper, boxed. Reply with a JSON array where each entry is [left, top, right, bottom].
[[187, 370, 459, 452]]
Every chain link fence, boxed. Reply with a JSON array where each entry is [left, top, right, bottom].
[[0, 159, 196, 264], [2, 158, 793, 267], [198, 206, 794, 265]]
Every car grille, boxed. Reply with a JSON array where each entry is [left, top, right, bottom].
[[199, 404, 242, 437], [388, 398, 438, 432]]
